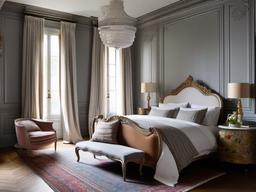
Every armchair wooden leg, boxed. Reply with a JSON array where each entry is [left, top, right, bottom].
[[75, 147, 80, 162], [54, 141, 57, 151]]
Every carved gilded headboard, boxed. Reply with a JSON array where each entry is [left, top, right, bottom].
[[163, 76, 223, 108]]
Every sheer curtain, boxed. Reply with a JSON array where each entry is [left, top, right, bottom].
[[120, 48, 134, 115], [60, 21, 83, 143], [88, 27, 107, 137], [22, 16, 44, 118]]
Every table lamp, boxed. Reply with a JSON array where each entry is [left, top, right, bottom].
[[141, 82, 157, 109], [228, 83, 250, 125]]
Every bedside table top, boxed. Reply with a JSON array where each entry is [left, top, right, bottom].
[[218, 125, 256, 130]]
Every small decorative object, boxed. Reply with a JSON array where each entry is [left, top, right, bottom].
[[141, 82, 157, 109], [227, 82, 250, 126], [98, 0, 136, 48], [226, 111, 240, 127]]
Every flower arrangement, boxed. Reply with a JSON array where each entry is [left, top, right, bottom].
[[227, 111, 241, 127]]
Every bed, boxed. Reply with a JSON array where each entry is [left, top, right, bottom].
[[94, 76, 223, 186]]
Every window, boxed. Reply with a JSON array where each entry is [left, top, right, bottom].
[[106, 47, 122, 116], [43, 28, 61, 138]]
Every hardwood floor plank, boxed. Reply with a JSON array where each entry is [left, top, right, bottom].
[[1, 142, 256, 192], [0, 149, 53, 192]]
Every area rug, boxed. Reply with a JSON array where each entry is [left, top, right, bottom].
[[17, 147, 225, 192]]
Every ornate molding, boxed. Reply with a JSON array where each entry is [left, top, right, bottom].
[[163, 76, 223, 107], [137, 0, 210, 27], [231, 0, 249, 21], [170, 76, 212, 95]]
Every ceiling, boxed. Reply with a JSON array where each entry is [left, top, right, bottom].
[[7, 0, 180, 18]]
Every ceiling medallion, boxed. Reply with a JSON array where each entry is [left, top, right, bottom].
[[98, 0, 136, 49]]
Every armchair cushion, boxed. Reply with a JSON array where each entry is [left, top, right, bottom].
[[29, 131, 56, 143], [17, 120, 41, 132]]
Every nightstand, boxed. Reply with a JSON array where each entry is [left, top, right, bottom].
[[218, 125, 256, 164], [137, 107, 150, 115]]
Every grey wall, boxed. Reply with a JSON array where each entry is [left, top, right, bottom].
[[0, 6, 23, 148], [0, 2, 92, 147], [134, 0, 256, 121]]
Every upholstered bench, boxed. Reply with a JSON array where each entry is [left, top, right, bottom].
[[75, 141, 144, 181]]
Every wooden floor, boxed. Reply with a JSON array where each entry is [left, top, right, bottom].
[[0, 142, 256, 192]]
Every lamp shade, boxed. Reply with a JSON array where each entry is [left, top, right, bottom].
[[141, 82, 157, 93], [227, 83, 250, 98]]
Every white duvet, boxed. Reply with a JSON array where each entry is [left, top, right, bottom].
[[126, 115, 217, 186]]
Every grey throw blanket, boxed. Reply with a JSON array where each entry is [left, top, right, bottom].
[[156, 126, 199, 172]]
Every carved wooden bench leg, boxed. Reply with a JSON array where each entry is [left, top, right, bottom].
[[75, 147, 80, 162], [121, 161, 127, 181]]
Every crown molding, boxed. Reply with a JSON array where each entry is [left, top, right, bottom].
[[0, 0, 6, 10], [135, 0, 237, 27], [1, 1, 93, 26]]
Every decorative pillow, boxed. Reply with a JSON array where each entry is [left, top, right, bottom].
[[149, 106, 179, 118], [190, 104, 221, 126], [159, 102, 189, 109], [91, 120, 120, 144], [176, 108, 207, 124], [18, 120, 41, 132]]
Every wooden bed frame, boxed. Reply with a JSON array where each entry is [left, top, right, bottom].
[[93, 76, 223, 168]]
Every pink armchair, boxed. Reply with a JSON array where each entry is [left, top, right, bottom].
[[15, 118, 57, 150]]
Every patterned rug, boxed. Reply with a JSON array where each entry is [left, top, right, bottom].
[[17, 146, 225, 192]]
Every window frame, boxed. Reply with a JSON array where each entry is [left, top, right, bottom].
[[43, 28, 60, 118]]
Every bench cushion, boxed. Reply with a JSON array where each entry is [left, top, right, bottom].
[[76, 141, 144, 161]]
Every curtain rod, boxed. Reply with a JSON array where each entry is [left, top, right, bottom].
[[24, 13, 75, 23], [24, 7, 75, 23]]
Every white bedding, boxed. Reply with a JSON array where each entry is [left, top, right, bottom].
[[126, 115, 217, 186]]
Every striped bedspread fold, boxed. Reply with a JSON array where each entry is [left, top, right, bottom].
[[155, 126, 199, 172]]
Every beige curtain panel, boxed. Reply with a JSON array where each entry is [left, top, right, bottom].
[[22, 16, 44, 119], [88, 27, 107, 137], [60, 21, 83, 143]]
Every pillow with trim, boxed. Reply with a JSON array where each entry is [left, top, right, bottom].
[[91, 120, 120, 144], [18, 120, 41, 132], [149, 106, 179, 118], [190, 104, 221, 126], [159, 102, 189, 110], [176, 108, 207, 124]]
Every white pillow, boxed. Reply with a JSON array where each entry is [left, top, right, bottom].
[[190, 104, 221, 126], [159, 102, 188, 109], [149, 106, 179, 118]]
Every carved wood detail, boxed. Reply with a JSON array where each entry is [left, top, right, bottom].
[[164, 76, 223, 107]]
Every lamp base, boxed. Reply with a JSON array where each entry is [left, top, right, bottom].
[[237, 98, 243, 126], [147, 93, 151, 109]]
